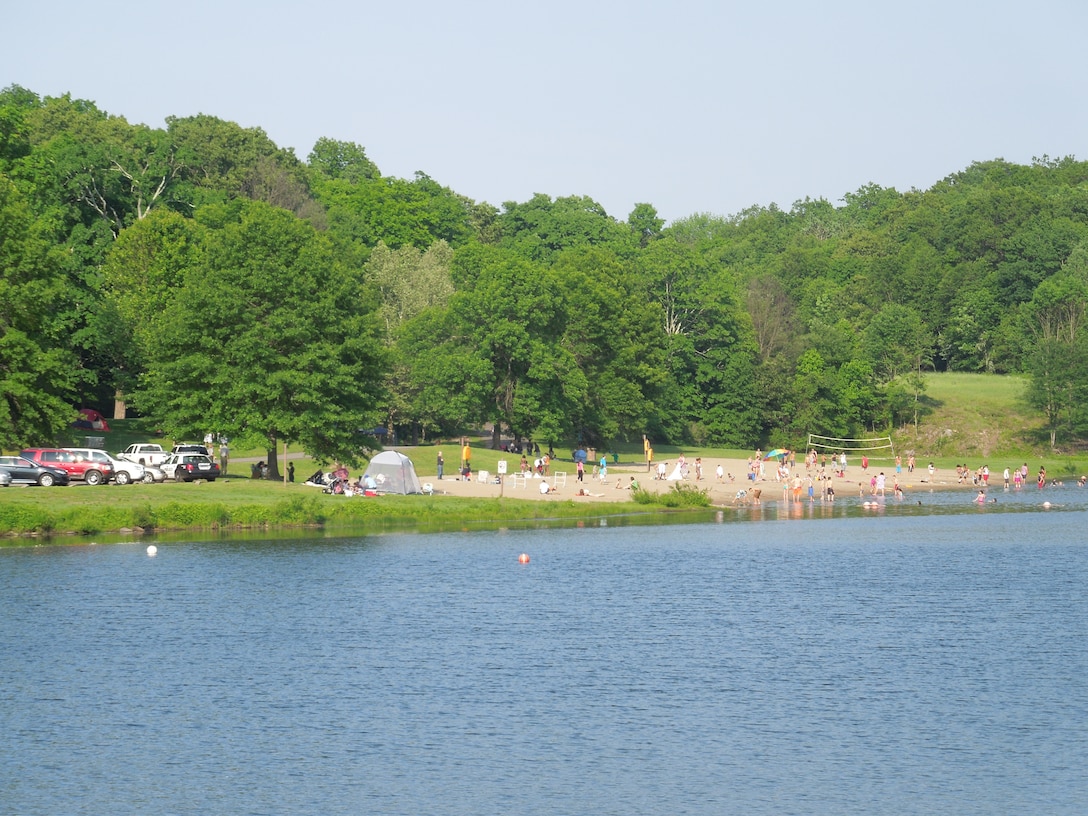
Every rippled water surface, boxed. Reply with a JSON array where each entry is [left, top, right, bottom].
[[2, 489, 1087, 815]]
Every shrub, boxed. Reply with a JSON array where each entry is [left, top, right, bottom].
[[630, 482, 711, 508], [154, 502, 230, 528], [0, 505, 52, 535]]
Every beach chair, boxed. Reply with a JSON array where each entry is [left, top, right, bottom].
[[553, 471, 567, 487]]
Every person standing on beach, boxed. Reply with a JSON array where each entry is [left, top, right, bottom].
[[437, 451, 444, 480], [577, 459, 584, 482]]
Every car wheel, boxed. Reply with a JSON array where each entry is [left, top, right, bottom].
[[39, 473, 56, 487], [143, 472, 156, 484], [85, 470, 103, 486], [116, 471, 131, 486]]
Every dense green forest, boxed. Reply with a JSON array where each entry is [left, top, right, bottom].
[[3, 85, 1088, 464]]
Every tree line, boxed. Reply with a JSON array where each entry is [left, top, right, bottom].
[[3, 85, 1087, 463]]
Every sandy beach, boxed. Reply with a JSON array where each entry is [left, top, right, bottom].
[[424, 456, 967, 504]]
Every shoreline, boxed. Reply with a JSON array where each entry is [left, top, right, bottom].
[[0, 457, 1020, 542]]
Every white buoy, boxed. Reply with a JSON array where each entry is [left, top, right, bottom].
[[1042, 501, 1052, 509], [146, 545, 158, 556]]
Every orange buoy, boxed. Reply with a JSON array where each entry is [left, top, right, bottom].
[[518, 553, 530, 564]]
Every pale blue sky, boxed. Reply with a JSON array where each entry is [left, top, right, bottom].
[[5, 0, 1086, 223]]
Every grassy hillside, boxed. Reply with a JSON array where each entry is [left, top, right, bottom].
[[894, 373, 1036, 460]]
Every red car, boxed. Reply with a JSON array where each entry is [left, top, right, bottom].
[[20, 448, 113, 485]]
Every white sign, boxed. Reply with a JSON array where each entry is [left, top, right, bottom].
[[497, 460, 508, 475]]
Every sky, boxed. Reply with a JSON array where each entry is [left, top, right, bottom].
[[5, 0, 1087, 224]]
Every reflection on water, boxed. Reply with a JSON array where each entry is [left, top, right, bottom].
[[1, 487, 1086, 815]]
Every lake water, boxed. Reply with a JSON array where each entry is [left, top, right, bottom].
[[2, 487, 1087, 815]]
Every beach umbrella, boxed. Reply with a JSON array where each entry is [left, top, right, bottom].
[[763, 448, 790, 460]]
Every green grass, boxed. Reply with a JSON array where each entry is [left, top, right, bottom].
[[0, 475, 690, 539], [885, 372, 1087, 477]]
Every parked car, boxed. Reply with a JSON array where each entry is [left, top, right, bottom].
[[63, 448, 149, 485], [137, 462, 167, 483], [160, 453, 220, 482], [20, 448, 113, 485], [0, 455, 71, 486], [0, 470, 11, 487], [171, 443, 210, 456], [120, 443, 170, 467]]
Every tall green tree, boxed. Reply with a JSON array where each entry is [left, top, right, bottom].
[[135, 201, 387, 470], [862, 303, 931, 381], [638, 237, 760, 445], [307, 137, 380, 183], [552, 246, 668, 444], [99, 208, 205, 400], [437, 243, 587, 445], [0, 175, 78, 447], [366, 240, 456, 440], [366, 240, 455, 337], [498, 194, 636, 263], [1022, 245, 1088, 447]]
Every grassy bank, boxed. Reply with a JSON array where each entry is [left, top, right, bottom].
[[0, 477, 707, 540]]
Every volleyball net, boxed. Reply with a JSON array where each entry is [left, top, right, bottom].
[[806, 434, 896, 464]]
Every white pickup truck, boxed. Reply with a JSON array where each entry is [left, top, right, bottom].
[[120, 443, 170, 467]]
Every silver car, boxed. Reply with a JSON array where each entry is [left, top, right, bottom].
[[63, 448, 151, 485], [0, 470, 11, 487]]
